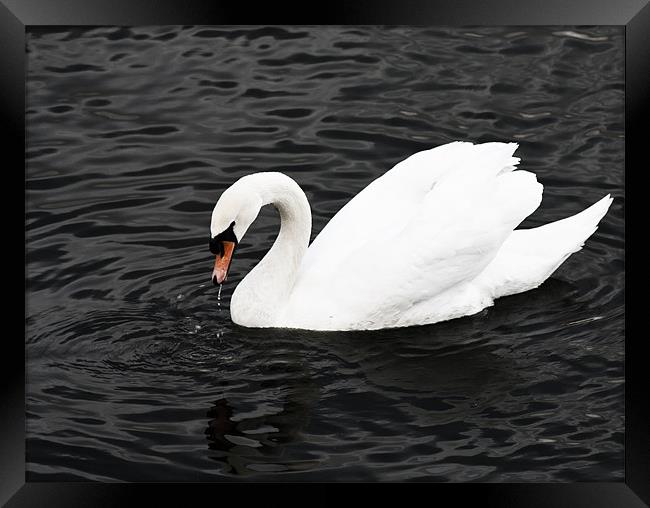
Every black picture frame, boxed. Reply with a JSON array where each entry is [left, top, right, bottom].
[[5, 0, 645, 505]]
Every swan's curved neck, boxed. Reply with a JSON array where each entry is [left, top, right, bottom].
[[231, 173, 311, 326]]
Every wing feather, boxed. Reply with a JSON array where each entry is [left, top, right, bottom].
[[284, 142, 542, 329]]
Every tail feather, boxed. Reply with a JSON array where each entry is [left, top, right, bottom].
[[476, 194, 613, 299]]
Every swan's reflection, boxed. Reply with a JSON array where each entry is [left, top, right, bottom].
[[205, 278, 581, 476], [205, 383, 320, 474], [205, 399, 237, 450]]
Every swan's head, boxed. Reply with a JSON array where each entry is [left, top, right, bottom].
[[209, 179, 262, 285]]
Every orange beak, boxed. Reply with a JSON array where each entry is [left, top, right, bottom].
[[212, 241, 236, 285]]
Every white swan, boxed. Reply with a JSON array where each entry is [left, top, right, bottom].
[[208, 141, 612, 331]]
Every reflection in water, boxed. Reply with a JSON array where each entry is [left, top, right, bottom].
[[205, 392, 320, 475], [205, 349, 321, 474], [202, 278, 608, 478]]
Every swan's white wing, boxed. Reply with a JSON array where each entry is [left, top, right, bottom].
[[283, 142, 542, 330], [302, 141, 484, 273], [475, 194, 613, 299]]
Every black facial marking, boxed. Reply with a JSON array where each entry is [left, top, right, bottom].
[[209, 221, 238, 255]]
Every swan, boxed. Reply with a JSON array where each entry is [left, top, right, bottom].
[[208, 141, 612, 331]]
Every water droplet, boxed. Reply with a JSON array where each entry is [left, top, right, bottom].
[[217, 284, 222, 308], [176, 293, 183, 300]]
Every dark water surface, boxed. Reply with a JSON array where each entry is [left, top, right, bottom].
[[26, 26, 624, 481]]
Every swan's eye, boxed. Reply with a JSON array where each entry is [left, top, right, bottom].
[[209, 221, 237, 255], [209, 238, 224, 256]]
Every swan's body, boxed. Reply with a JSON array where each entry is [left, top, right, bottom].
[[209, 141, 612, 331]]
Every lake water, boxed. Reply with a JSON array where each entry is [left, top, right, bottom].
[[26, 25, 624, 481]]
